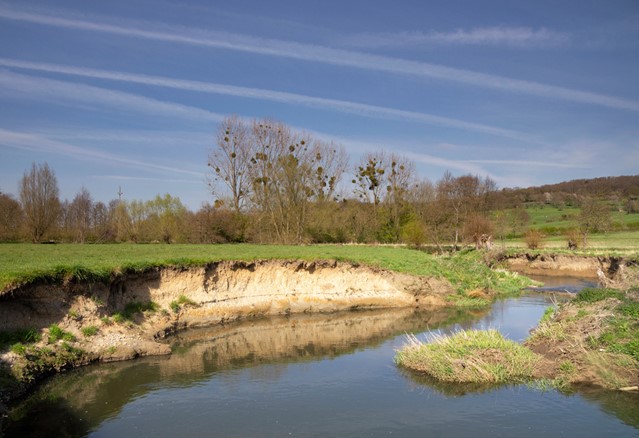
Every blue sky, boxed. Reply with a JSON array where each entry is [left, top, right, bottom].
[[0, 0, 638, 209]]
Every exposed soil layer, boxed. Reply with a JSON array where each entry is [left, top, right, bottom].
[[506, 254, 638, 288], [506, 254, 604, 278], [0, 259, 454, 402]]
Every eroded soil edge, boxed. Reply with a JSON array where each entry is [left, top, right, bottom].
[[0, 259, 453, 405]]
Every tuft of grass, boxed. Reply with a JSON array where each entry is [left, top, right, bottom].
[[123, 301, 158, 319], [528, 320, 567, 342], [539, 306, 556, 324], [574, 288, 623, 304], [48, 324, 75, 343], [110, 301, 159, 324], [81, 326, 98, 337], [111, 313, 125, 324], [0, 328, 41, 349], [170, 294, 199, 313], [100, 316, 113, 325], [10, 343, 27, 355], [395, 329, 540, 383]]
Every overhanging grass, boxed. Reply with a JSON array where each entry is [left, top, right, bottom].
[[395, 329, 540, 383], [0, 243, 533, 297]]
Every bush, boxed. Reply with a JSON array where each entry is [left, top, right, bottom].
[[565, 229, 581, 250], [524, 229, 545, 249]]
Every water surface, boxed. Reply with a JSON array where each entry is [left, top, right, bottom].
[[5, 277, 638, 437]]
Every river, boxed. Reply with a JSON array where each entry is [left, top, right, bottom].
[[4, 276, 638, 437]]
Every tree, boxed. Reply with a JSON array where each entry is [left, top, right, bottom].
[[353, 152, 387, 206], [0, 192, 23, 241], [463, 214, 494, 250], [68, 187, 93, 243], [19, 162, 61, 242], [384, 153, 415, 241], [144, 194, 189, 243], [577, 198, 612, 247], [208, 116, 253, 213], [436, 172, 496, 249]]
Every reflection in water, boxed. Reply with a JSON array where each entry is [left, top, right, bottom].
[[525, 274, 598, 293], [5, 307, 470, 436], [4, 289, 638, 437]]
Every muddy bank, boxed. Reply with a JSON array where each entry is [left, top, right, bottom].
[[0, 259, 453, 401], [505, 254, 638, 285]]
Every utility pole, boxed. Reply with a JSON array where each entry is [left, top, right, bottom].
[[117, 186, 123, 202]]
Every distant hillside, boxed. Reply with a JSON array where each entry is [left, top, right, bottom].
[[525, 175, 639, 197], [495, 175, 639, 208]]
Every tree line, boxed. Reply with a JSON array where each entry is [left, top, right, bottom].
[[1, 117, 633, 248]]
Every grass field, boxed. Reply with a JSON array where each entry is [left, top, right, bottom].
[[0, 243, 531, 297], [503, 230, 639, 254], [524, 206, 639, 234]]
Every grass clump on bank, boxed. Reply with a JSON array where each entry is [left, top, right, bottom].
[[109, 301, 159, 324], [525, 287, 639, 389], [395, 329, 540, 384], [577, 288, 639, 361], [47, 324, 75, 343], [170, 295, 198, 313]]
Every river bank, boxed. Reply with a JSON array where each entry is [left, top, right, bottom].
[[1, 247, 637, 421], [396, 254, 639, 391], [0, 258, 456, 404]]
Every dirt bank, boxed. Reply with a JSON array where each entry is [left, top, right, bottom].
[[505, 253, 638, 286], [525, 289, 639, 390], [0, 259, 454, 400]]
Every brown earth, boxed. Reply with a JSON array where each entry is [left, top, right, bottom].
[[0, 259, 454, 387], [506, 253, 605, 278]]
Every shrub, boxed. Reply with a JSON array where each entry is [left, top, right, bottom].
[[524, 229, 545, 249], [565, 229, 581, 250]]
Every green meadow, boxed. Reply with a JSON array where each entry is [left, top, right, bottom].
[[0, 243, 531, 298]]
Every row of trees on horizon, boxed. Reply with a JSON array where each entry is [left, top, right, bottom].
[[1, 117, 636, 247]]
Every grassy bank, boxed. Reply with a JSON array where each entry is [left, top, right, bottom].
[[394, 329, 540, 384], [0, 244, 532, 299], [396, 287, 639, 390]]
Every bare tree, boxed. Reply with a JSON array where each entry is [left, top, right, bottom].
[[208, 115, 253, 213], [436, 172, 496, 249], [69, 187, 93, 243], [309, 139, 348, 202], [385, 153, 415, 241], [353, 151, 388, 206], [19, 162, 61, 242]]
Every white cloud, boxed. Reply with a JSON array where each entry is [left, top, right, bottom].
[[0, 69, 223, 122], [0, 128, 204, 177], [461, 159, 589, 169], [0, 7, 637, 111], [343, 27, 570, 49], [0, 58, 531, 141]]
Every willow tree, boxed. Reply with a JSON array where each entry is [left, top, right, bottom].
[[19, 162, 61, 242]]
